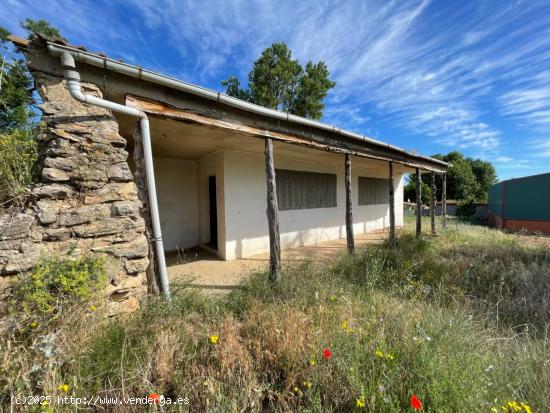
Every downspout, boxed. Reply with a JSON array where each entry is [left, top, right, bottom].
[[59, 51, 171, 300]]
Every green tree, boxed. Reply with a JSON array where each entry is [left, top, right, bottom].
[[20, 18, 66, 40], [222, 43, 335, 120], [421, 151, 496, 202], [470, 159, 497, 201], [0, 20, 64, 208], [0, 59, 35, 131], [404, 179, 431, 204]]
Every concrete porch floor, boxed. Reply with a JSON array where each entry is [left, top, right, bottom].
[[166, 229, 389, 293]]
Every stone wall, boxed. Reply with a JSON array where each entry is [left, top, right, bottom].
[[0, 69, 149, 309]]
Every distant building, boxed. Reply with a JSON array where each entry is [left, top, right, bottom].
[[488, 172, 550, 233]]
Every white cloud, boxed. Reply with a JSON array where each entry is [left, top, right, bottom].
[[2, 0, 549, 159]]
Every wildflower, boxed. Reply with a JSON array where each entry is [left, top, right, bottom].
[[29, 321, 38, 329], [356, 395, 366, 409], [491, 408, 498, 413], [385, 353, 395, 361], [202, 379, 209, 387], [329, 295, 336, 302], [375, 349, 385, 358], [293, 386, 299, 393], [521, 402, 532, 413], [89, 305, 97, 311], [341, 320, 348, 329], [148, 393, 161, 404], [302, 380, 312, 389], [209, 335, 219, 345], [57, 384, 69, 392], [323, 348, 332, 360], [40, 400, 49, 405], [309, 359, 316, 366], [410, 394, 422, 410]]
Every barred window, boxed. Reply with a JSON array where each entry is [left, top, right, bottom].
[[276, 169, 337, 210], [358, 177, 389, 205]]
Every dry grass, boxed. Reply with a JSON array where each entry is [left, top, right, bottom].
[[1, 218, 549, 412]]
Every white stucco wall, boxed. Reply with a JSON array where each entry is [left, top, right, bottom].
[[223, 150, 404, 260], [154, 157, 199, 251]]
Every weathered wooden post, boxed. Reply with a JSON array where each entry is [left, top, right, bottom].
[[415, 167, 422, 238], [264, 137, 281, 282], [430, 171, 436, 236], [388, 161, 396, 247], [442, 172, 447, 229], [345, 154, 355, 253]]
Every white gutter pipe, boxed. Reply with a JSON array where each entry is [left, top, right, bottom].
[[47, 43, 448, 171], [60, 51, 171, 300]]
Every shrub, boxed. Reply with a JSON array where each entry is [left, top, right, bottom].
[[10, 254, 107, 326], [0, 128, 39, 208], [456, 198, 476, 217]]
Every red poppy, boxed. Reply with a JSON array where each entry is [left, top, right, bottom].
[[148, 393, 161, 404], [410, 394, 422, 410], [323, 348, 332, 360]]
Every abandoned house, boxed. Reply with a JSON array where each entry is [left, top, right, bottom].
[[0, 35, 448, 302]]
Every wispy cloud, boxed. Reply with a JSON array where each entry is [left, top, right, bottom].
[[1, 0, 549, 179]]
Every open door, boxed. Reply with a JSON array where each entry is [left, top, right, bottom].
[[208, 176, 218, 250]]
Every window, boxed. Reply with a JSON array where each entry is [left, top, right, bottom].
[[358, 177, 389, 205], [276, 169, 337, 210]]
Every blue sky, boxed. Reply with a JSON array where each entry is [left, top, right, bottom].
[[2, 0, 549, 180]]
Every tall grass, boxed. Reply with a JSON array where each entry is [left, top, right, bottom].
[[1, 220, 548, 412], [0, 128, 38, 209]]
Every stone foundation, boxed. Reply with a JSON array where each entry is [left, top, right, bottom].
[[0, 70, 149, 308]]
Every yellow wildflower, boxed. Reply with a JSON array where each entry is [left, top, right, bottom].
[[385, 353, 395, 361], [356, 396, 366, 408], [40, 399, 49, 405], [375, 349, 385, 358], [29, 321, 38, 329], [209, 335, 219, 345], [89, 305, 97, 311], [293, 386, 299, 393], [302, 380, 312, 389], [491, 408, 498, 413], [521, 402, 532, 413], [309, 359, 316, 366], [57, 384, 69, 392], [329, 295, 336, 302]]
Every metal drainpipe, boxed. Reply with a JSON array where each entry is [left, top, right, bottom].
[[59, 51, 171, 300]]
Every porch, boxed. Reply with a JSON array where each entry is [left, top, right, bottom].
[[166, 229, 388, 293]]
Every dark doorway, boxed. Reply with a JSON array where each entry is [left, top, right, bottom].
[[208, 176, 218, 250]]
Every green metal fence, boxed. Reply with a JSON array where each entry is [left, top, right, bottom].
[[488, 172, 550, 221]]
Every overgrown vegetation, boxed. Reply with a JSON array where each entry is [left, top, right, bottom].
[[1, 219, 548, 412], [404, 151, 498, 203], [0, 128, 39, 207], [9, 254, 107, 326], [0, 20, 63, 209]]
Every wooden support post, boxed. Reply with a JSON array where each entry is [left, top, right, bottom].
[[345, 154, 355, 253], [430, 171, 436, 236], [264, 137, 281, 282], [388, 161, 396, 247], [415, 167, 422, 238], [441, 172, 447, 229]]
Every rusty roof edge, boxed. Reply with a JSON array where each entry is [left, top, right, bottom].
[[42, 41, 447, 171]]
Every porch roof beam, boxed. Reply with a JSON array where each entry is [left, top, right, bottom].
[[126, 95, 447, 173]]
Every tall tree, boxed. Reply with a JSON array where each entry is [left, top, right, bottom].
[[421, 151, 497, 202], [1, 20, 64, 131], [221, 43, 335, 120]]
